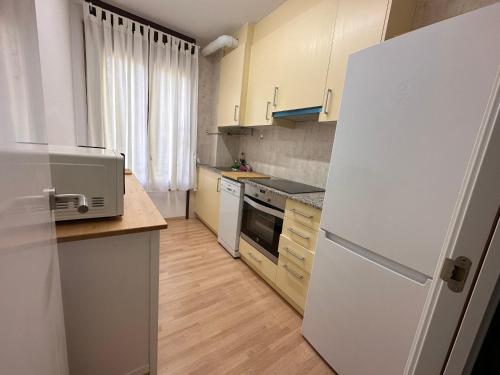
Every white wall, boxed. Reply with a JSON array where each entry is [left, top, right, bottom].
[[35, 0, 76, 146]]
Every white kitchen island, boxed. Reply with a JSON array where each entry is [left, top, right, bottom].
[[56, 174, 167, 375]]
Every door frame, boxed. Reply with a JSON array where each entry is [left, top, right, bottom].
[[406, 69, 500, 374], [445, 214, 500, 374]]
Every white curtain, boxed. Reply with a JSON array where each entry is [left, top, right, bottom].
[[83, 4, 198, 190], [84, 6, 149, 185], [148, 31, 198, 191]]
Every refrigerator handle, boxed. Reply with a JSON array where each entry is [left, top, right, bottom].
[[323, 230, 431, 285]]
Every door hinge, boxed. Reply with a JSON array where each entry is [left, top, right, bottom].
[[440, 256, 472, 293]]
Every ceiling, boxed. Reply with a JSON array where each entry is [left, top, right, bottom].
[[105, 0, 287, 45]]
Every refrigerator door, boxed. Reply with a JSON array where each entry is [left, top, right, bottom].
[[320, 6, 500, 277], [303, 230, 431, 375]]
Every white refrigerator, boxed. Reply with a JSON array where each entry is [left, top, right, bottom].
[[302, 4, 500, 375]]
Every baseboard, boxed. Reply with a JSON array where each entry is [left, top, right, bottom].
[[164, 216, 187, 221], [195, 214, 218, 235]]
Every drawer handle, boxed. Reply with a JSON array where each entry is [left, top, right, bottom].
[[323, 88, 332, 115], [284, 247, 305, 261], [290, 208, 313, 219], [234, 104, 239, 122], [283, 264, 304, 279], [248, 252, 262, 263], [288, 227, 310, 240]]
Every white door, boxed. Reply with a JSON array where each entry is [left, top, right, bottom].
[[409, 71, 500, 375], [0, 1, 68, 374], [304, 4, 500, 375]]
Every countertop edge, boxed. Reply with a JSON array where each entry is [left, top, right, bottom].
[[57, 222, 168, 243], [288, 193, 324, 210]]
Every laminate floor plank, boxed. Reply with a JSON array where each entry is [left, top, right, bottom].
[[157, 218, 334, 375]]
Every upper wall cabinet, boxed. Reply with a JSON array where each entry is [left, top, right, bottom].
[[217, 24, 254, 127], [244, 25, 281, 126], [245, 0, 338, 126], [272, 0, 338, 113], [319, 0, 417, 122]]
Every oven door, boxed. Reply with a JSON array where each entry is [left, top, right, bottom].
[[240, 195, 284, 264]]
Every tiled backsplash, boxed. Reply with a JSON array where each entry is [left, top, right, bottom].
[[239, 122, 336, 188], [197, 54, 220, 166]]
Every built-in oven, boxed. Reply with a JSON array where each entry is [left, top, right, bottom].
[[240, 183, 286, 264]]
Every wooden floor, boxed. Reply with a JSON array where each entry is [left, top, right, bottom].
[[157, 218, 335, 375]]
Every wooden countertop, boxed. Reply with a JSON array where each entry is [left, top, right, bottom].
[[220, 171, 270, 181], [56, 174, 168, 243]]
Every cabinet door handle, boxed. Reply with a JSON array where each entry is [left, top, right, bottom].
[[273, 86, 279, 107], [284, 247, 305, 261], [217, 177, 221, 192], [283, 264, 304, 279], [248, 252, 262, 263], [290, 208, 313, 219], [265, 101, 271, 120], [288, 227, 310, 240], [234, 105, 239, 122], [323, 88, 332, 115]]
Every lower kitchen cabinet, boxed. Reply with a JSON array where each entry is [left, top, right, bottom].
[[195, 167, 221, 233], [276, 255, 311, 314], [282, 216, 319, 251], [56, 173, 166, 375], [240, 237, 277, 285], [278, 234, 315, 273], [276, 199, 321, 314], [58, 231, 160, 375], [239, 198, 322, 316]]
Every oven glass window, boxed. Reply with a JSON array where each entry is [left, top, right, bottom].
[[241, 197, 283, 263]]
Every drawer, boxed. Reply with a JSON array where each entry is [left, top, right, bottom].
[[240, 238, 277, 284], [285, 199, 321, 230], [282, 216, 318, 251], [278, 235, 315, 274], [276, 256, 310, 311]]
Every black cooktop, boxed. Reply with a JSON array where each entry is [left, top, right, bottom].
[[252, 178, 325, 194]]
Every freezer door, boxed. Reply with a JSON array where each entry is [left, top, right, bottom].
[[303, 230, 431, 375], [320, 12, 500, 277]]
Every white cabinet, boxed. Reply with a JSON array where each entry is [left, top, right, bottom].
[[244, 0, 338, 125], [194, 167, 221, 233], [319, 0, 416, 122], [58, 231, 159, 375], [217, 24, 253, 127]]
